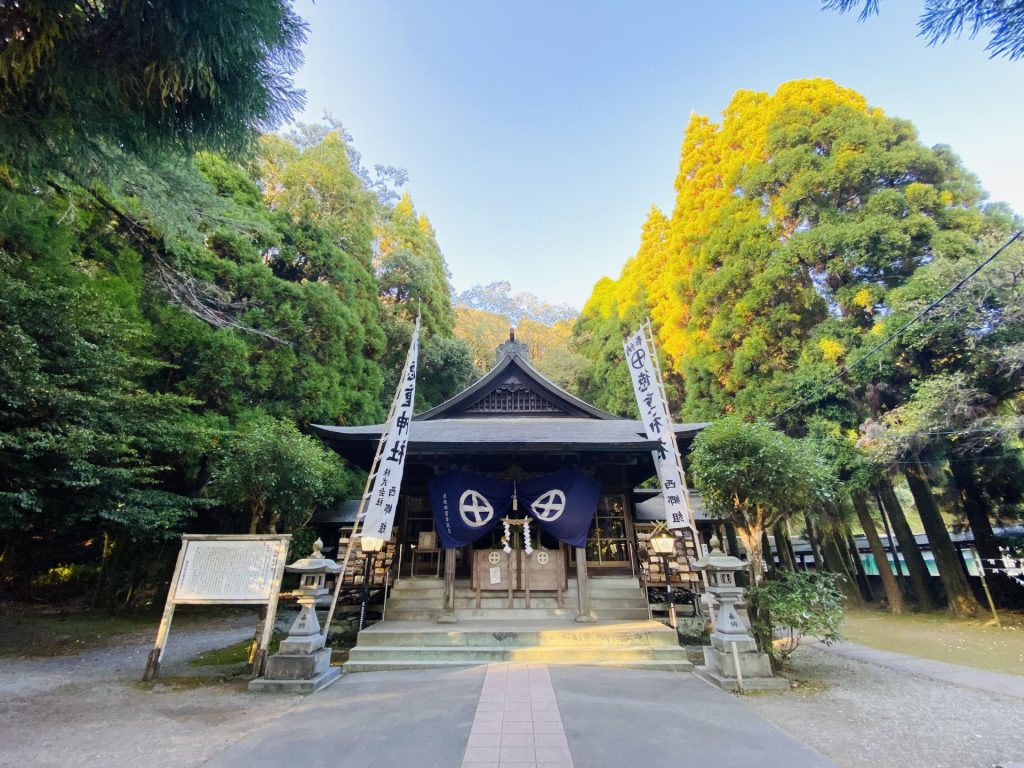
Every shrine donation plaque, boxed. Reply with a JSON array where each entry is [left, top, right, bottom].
[[473, 549, 516, 591], [173, 537, 290, 604]]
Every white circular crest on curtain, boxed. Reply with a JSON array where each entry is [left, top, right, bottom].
[[459, 489, 494, 527], [530, 489, 566, 522]]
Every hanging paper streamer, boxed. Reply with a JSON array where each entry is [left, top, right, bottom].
[[523, 518, 533, 555]]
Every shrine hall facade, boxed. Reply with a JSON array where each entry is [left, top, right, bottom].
[[312, 334, 711, 612]]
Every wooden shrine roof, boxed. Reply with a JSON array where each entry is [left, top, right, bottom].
[[311, 331, 708, 471]]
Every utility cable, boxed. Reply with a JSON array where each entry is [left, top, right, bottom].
[[772, 229, 1023, 424]]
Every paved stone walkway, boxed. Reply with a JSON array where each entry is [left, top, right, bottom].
[[463, 664, 572, 767], [204, 664, 836, 768], [815, 640, 1024, 701]]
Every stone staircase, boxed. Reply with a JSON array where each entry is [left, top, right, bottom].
[[343, 576, 691, 673], [384, 576, 652, 622]]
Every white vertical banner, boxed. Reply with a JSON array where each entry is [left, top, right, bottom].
[[360, 317, 420, 542], [624, 326, 690, 529]]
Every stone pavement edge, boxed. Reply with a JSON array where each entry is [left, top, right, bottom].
[[202, 664, 837, 768]]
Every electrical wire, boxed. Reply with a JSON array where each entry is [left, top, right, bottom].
[[772, 229, 1024, 424]]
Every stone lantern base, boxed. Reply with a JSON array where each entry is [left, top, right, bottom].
[[247, 634, 340, 694], [694, 635, 788, 692]]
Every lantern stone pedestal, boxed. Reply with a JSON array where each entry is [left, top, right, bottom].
[[249, 540, 342, 694], [692, 544, 787, 693]]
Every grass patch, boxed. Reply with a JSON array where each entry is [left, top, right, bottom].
[[189, 639, 254, 667], [0, 604, 257, 658], [0, 610, 157, 657], [841, 607, 1024, 676]]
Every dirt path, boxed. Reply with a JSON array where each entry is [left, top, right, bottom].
[[0, 614, 304, 768], [744, 644, 1024, 768]]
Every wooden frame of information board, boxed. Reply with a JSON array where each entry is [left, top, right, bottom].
[[142, 534, 291, 682]]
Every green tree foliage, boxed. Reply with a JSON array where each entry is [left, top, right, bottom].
[[690, 418, 834, 585], [0, 0, 306, 178], [573, 207, 679, 415], [207, 415, 347, 534], [0, 118, 470, 599], [0, 208, 200, 540], [579, 78, 1023, 611], [749, 571, 844, 665], [824, 1, 1024, 60]]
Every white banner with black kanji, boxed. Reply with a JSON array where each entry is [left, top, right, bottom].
[[361, 317, 420, 543], [624, 326, 690, 529]]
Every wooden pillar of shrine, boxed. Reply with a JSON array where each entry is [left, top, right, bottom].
[[574, 547, 594, 623]]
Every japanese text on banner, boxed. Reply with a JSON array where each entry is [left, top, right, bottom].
[[624, 327, 690, 529], [361, 319, 419, 543]]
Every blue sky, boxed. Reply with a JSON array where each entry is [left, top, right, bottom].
[[290, 1, 1023, 310]]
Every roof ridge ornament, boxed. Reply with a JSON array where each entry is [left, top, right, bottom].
[[495, 327, 530, 363]]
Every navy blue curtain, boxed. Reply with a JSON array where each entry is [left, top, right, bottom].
[[428, 472, 512, 548], [518, 470, 601, 549], [428, 469, 602, 550]]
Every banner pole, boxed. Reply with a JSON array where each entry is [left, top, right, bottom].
[[640, 318, 707, 591], [321, 316, 419, 639]]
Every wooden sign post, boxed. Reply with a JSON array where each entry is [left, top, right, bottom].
[[142, 534, 291, 682]]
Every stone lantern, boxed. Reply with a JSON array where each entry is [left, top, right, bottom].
[[249, 539, 342, 694], [691, 537, 785, 692]]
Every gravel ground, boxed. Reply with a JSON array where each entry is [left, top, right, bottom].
[[743, 644, 1024, 768], [3, 619, 1023, 768], [0, 613, 305, 768]]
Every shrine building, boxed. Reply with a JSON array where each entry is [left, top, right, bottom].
[[311, 333, 713, 670]]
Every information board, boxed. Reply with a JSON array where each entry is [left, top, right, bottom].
[[143, 534, 291, 681], [174, 539, 288, 603]]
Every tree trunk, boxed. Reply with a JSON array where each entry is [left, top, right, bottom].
[[773, 523, 797, 571], [761, 529, 776, 577], [903, 457, 979, 618], [737, 525, 765, 587], [845, 530, 874, 603], [724, 522, 741, 559], [248, 498, 265, 535], [820, 525, 865, 606], [852, 491, 904, 614], [804, 514, 825, 573], [948, 454, 999, 563], [876, 476, 940, 610]]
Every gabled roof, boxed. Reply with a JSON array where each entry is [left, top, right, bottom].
[[310, 332, 709, 474], [416, 348, 619, 421]]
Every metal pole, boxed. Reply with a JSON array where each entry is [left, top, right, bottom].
[[974, 548, 1001, 627], [731, 640, 745, 693], [358, 552, 377, 632], [642, 319, 704, 591], [663, 553, 677, 630]]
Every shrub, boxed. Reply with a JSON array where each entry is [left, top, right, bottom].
[[749, 570, 844, 665]]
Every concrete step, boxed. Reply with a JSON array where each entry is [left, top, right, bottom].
[[347, 645, 691, 664], [454, 608, 576, 620], [342, 618, 689, 673], [384, 611, 440, 621], [355, 624, 679, 648], [385, 608, 650, 622], [343, 658, 693, 673]]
